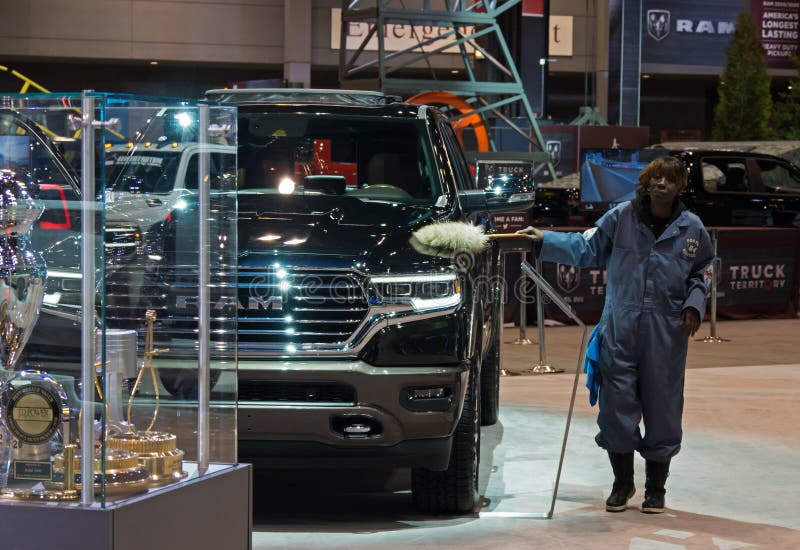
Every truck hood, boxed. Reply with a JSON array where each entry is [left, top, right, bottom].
[[105, 191, 189, 231], [238, 199, 454, 273]]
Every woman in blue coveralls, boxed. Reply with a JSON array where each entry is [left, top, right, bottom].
[[518, 156, 713, 514]]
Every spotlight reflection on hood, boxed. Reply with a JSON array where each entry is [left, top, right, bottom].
[[278, 177, 295, 194]]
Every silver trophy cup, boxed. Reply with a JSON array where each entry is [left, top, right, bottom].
[[0, 171, 47, 370], [0, 171, 50, 494]]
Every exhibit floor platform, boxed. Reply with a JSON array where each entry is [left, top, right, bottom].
[[251, 318, 800, 549]]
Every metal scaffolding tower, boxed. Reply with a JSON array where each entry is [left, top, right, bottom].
[[338, 0, 556, 181]]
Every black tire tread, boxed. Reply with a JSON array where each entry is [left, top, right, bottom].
[[412, 364, 480, 514], [480, 332, 500, 426]]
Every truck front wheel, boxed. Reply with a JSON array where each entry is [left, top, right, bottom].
[[480, 331, 500, 426], [411, 359, 481, 514]]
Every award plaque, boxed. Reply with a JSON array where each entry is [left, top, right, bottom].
[[0, 370, 75, 500]]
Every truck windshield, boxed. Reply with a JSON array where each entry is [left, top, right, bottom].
[[237, 113, 441, 208], [106, 150, 182, 194]]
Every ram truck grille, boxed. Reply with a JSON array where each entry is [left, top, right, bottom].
[[104, 266, 369, 351]]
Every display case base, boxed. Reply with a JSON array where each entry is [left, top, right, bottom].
[[0, 462, 252, 550]]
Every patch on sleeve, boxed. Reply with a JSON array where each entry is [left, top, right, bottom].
[[582, 227, 598, 241]]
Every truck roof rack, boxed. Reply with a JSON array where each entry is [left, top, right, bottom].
[[205, 88, 403, 106]]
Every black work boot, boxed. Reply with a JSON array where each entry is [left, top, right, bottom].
[[641, 459, 670, 514], [605, 452, 635, 512]]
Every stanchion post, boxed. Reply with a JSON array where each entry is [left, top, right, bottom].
[[528, 258, 563, 374], [511, 252, 533, 345], [697, 228, 729, 343]]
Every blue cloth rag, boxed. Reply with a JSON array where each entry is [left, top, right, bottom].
[[584, 325, 602, 406]]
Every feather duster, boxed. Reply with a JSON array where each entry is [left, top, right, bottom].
[[410, 222, 489, 255]]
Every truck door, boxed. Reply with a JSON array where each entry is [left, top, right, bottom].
[[751, 157, 800, 227], [697, 156, 767, 226]]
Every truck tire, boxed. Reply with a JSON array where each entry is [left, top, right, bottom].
[[480, 331, 500, 426], [159, 368, 221, 399], [411, 360, 481, 514]]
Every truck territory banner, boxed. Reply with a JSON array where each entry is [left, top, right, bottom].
[[537, 227, 800, 324]]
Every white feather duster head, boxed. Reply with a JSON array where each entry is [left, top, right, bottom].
[[410, 222, 489, 255]]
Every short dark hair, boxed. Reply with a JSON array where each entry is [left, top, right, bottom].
[[636, 156, 687, 198]]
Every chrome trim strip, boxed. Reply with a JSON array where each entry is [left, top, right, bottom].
[[235, 302, 459, 357], [236, 400, 355, 407]]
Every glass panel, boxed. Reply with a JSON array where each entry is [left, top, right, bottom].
[[0, 92, 238, 509]]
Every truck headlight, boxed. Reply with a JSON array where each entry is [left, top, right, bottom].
[[371, 273, 462, 311]]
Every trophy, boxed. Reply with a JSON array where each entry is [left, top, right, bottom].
[[0, 171, 68, 498], [0, 171, 46, 370], [107, 310, 187, 486]]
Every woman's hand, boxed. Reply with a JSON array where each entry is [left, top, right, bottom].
[[680, 308, 701, 337], [515, 226, 545, 241]]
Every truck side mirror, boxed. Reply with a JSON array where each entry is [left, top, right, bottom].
[[457, 189, 488, 212]]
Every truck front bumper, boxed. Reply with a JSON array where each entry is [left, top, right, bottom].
[[237, 358, 469, 470]]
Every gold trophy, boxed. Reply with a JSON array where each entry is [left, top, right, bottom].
[[51, 447, 150, 497], [107, 310, 187, 486], [47, 374, 150, 498]]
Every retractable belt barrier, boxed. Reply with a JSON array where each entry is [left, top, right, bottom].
[[485, 260, 587, 519], [697, 228, 730, 343], [509, 251, 534, 346]]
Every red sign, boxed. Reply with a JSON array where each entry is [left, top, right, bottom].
[[752, 0, 800, 69], [522, 0, 545, 17]]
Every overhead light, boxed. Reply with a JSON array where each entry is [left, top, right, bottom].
[[150, 60, 159, 65], [474, 50, 485, 60], [642, 74, 651, 79], [451, 69, 459, 74], [174, 112, 192, 128]]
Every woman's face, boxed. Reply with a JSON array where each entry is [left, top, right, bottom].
[[647, 174, 681, 203]]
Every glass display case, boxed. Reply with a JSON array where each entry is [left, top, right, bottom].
[[0, 92, 238, 509]]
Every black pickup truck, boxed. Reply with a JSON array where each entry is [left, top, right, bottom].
[[677, 149, 800, 227], [97, 89, 531, 515], [582, 148, 800, 227]]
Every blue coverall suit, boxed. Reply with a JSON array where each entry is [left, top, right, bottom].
[[539, 200, 713, 462]]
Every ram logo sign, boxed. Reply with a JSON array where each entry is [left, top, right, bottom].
[[546, 140, 562, 168], [556, 264, 581, 294], [647, 9, 671, 41], [176, 294, 284, 312]]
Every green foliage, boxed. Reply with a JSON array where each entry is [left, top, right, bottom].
[[771, 56, 800, 139], [713, 11, 772, 140]]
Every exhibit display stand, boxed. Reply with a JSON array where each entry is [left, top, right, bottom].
[[1, 463, 251, 550], [0, 92, 250, 548]]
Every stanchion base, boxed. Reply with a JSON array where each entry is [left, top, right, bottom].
[[508, 337, 535, 345], [503, 364, 565, 376], [695, 336, 730, 343], [527, 364, 565, 375]]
